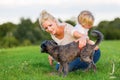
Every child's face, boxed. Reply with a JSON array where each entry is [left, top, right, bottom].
[[82, 24, 92, 29]]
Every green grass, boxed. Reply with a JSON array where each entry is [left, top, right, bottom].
[[0, 41, 120, 80]]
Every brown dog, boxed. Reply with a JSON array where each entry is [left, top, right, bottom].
[[41, 30, 103, 77]]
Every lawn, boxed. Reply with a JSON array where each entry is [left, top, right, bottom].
[[0, 40, 120, 80]]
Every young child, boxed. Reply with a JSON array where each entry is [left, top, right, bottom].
[[73, 10, 94, 37], [72, 10, 98, 49]]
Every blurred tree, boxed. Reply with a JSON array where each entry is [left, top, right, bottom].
[[0, 22, 17, 48], [14, 18, 35, 44], [95, 17, 120, 40], [65, 20, 76, 26], [0, 22, 17, 38]]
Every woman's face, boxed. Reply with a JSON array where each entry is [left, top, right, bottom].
[[42, 19, 57, 35]]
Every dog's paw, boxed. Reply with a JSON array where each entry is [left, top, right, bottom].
[[84, 69, 89, 72]]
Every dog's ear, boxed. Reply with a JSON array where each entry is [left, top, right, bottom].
[[41, 40, 47, 47], [50, 40, 58, 46]]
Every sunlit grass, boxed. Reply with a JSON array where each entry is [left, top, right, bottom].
[[0, 40, 120, 80]]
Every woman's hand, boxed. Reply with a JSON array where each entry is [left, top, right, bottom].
[[88, 40, 99, 50], [48, 55, 54, 66]]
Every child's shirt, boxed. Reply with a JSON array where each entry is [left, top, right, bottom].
[[72, 23, 89, 36]]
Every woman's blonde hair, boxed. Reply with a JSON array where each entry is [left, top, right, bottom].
[[39, 10, 56, 30], [78, 10, 94, 26]]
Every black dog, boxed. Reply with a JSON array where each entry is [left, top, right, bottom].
[[41, 30, 103, 77]]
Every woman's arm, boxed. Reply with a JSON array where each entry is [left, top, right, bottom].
[[48, 55, 54, 66], [88, 40, 99, 50]]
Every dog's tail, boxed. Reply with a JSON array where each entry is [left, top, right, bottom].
[[91, 30, 104, 47]]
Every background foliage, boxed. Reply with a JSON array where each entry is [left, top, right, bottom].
[[0, 17, 120, 48]]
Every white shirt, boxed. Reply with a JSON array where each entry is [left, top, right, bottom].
[[72, 23, 89, 36], [51, 23, 76, 45]]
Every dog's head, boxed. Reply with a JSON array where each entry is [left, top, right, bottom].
[[40, 40, 57, 53]]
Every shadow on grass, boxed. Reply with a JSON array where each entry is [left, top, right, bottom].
[[31, 62, 49, 68], [32, 62, 60, 77]]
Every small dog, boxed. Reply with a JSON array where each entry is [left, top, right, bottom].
[[41, 30, 103, 77]]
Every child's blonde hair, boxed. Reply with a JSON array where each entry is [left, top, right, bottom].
[[39, 10, 56, 30], [78, 10, 94, 27]]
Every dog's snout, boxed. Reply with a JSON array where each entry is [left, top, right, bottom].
[[40, 45, 45, 53], [40, 42, 47, 53], [40, 44, 44, 53], [40, 40, 50, 53]]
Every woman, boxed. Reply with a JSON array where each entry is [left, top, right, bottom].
[[39, 10, 101, 71]]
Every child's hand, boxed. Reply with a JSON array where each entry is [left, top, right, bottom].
[[75, 36, 87, 49]]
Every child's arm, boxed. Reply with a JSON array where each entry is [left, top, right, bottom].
[[72, 31, 89, 49], [73, 31, 99, 50], [73, 31, 85, 38]]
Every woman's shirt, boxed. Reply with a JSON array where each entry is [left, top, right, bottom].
[[51, 23, 76, 45]]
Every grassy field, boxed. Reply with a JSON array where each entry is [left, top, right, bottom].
[[0, 40, 120, 80]]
